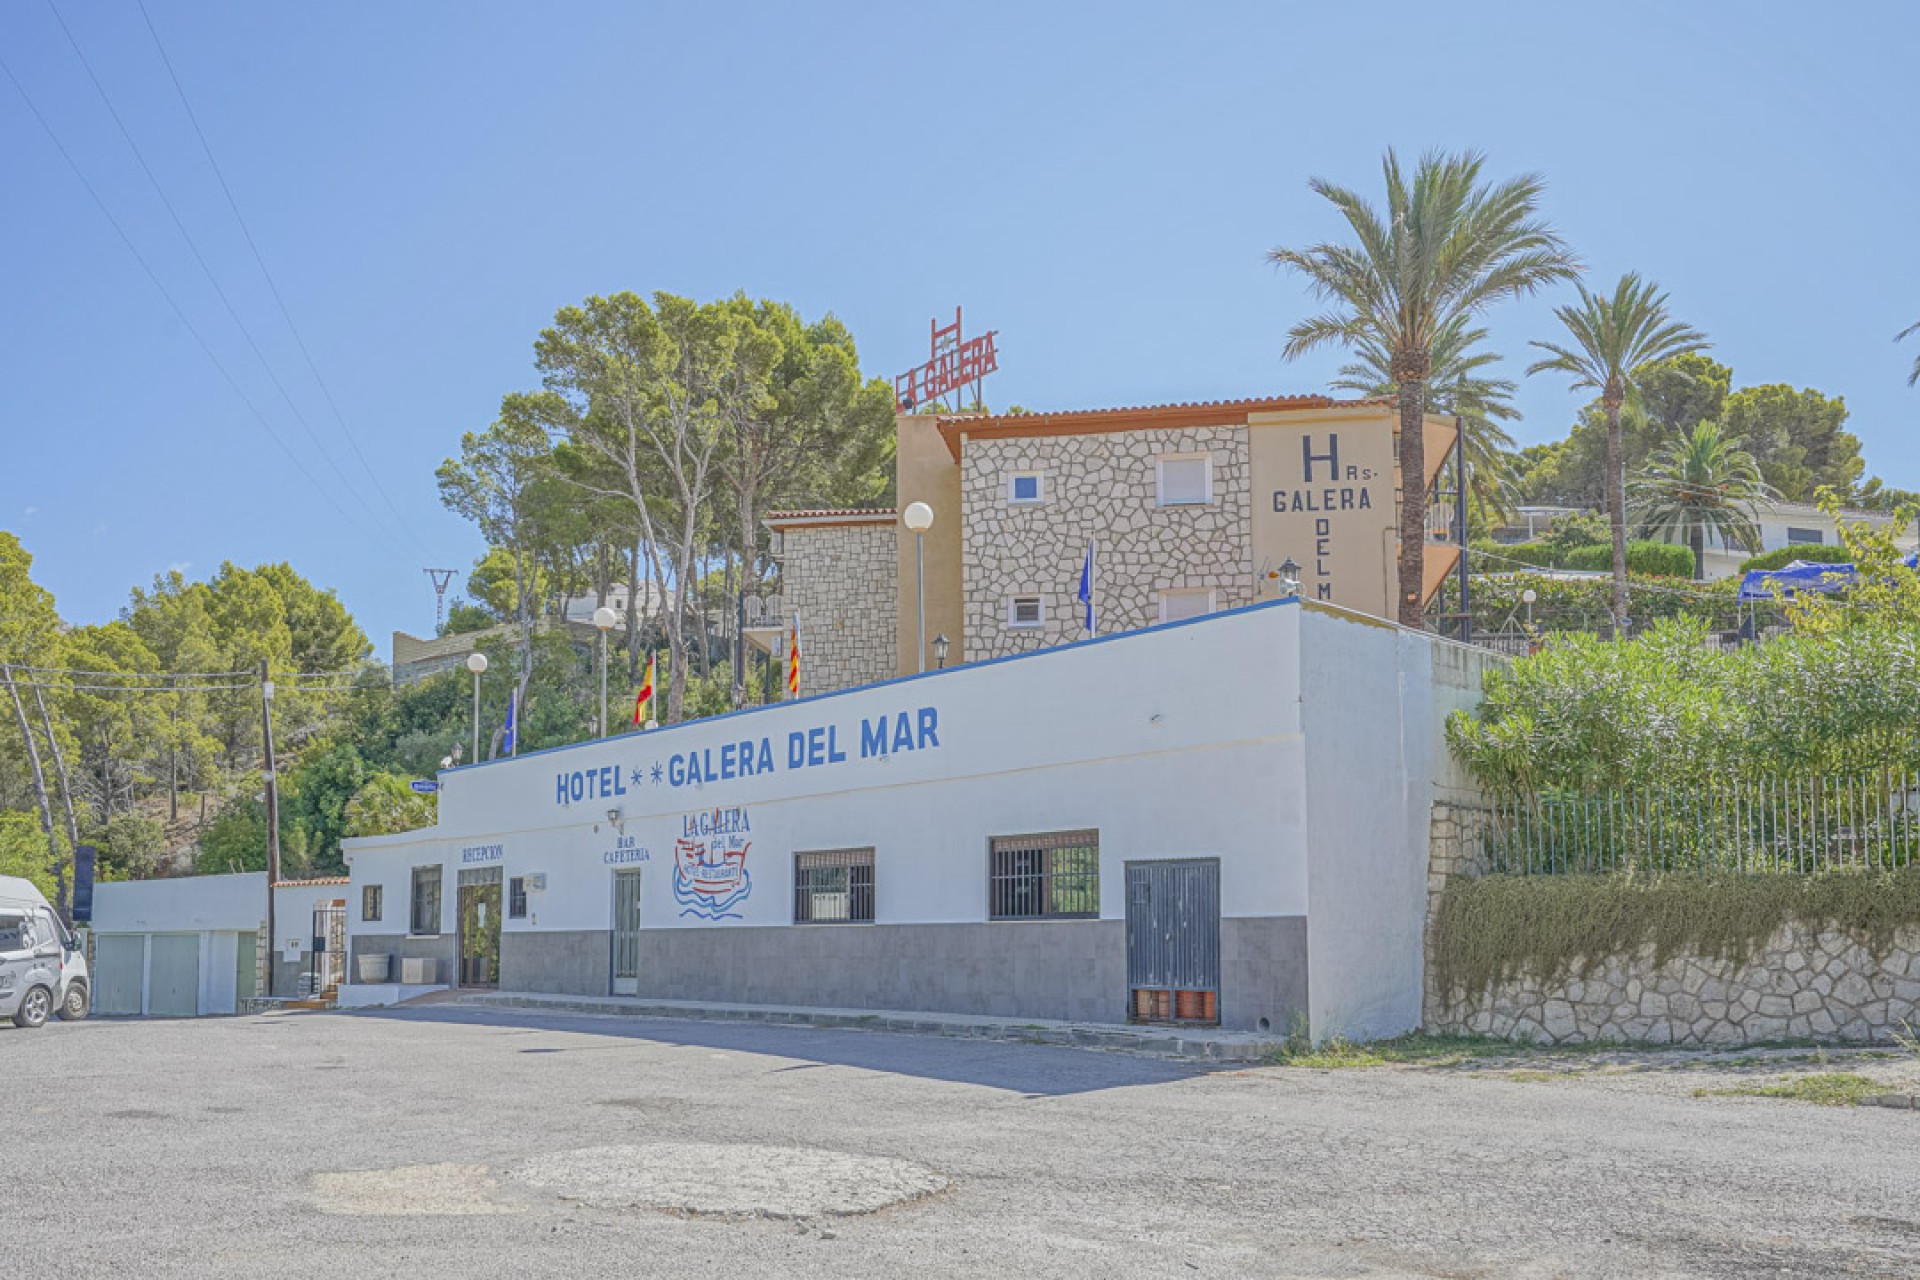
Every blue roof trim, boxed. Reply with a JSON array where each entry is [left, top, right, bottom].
[[443, 594, 1303, 775]]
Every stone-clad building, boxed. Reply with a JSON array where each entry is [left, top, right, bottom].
[[766, 395, 1461, 695]]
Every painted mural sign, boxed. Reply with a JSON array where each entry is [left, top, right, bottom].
[[550, 704, 941, 809], [1251, 420, 1395, 618], [672, 807, 753, 920]]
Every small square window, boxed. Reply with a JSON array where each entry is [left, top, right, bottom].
[[1157, 455, 1212, 506], [362, 885, 383, 923], [794, 848, 875, 924], [1008, 473, 1044, 504], [1008, 595, 1044, 628], [1158, 590, 1215, 623], [508, 877, 528, 919]]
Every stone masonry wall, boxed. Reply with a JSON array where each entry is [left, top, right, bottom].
[[778, 522, 897, 697], [1424, 802, 1920, 1045], [959, 426, 1253, 660]]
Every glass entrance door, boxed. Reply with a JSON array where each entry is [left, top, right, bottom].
[[611, 869, 643, 995], [457, 867, 503, 989]]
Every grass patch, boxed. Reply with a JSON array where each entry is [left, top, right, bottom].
[[1507, 1069, 1560, 1083], [1430, 868, 1920, 1000], [1265, 1031, 1594, 1069], [1266, 1037, 1388, 1069], [1699, 1072, 1883, 1106]]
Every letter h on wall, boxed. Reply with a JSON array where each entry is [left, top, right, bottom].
[[1301, 434, 1340, 483]]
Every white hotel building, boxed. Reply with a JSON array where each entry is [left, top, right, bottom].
[[338, 599, 1494, 1040]]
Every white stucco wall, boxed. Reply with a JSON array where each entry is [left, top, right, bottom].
[[93, 873, 268, 933], [1299, 606, 1436, 1042], [347, 602, 1310, 938]]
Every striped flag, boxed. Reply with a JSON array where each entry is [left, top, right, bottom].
[[632, 652, 656, 726], [787, 614, 801, 697], [502, 688, 517, 756]]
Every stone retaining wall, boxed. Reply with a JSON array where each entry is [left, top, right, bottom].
[[1423, 802, 1920, 1046]]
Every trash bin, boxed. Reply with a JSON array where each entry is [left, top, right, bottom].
[[356, 953, 391, 983]]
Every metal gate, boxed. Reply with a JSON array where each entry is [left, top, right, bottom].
[[611, 869, 643, 995], [307, 903, 345, 995], [1125, 859, 1220, 1024]]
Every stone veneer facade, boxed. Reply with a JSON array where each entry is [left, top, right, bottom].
[[1424, 803, 1920, 1045], [778, 522, 898, 698], [959, 425, 1254, 660]]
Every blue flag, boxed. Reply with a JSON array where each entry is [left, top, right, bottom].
[[1077, 540, 1096, 635], [502, 689, 517, 756]]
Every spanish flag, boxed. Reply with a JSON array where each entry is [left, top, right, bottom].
[[786, 614, 801, 698], [632, 652, 656, 726]]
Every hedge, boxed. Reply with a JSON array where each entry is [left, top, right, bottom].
[[1472, 539, 1696, 578], [1469, 540, 1558, 571], [1738, 544, 1855, 573], [1561, 540, 1697, 578]]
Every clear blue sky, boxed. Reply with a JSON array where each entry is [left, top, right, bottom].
[[5, 0, 1916, 656]]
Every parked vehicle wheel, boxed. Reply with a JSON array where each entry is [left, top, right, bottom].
[[57, 982, 88, 1021], [13, 985, 52, 1029]]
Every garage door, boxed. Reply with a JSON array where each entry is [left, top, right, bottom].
[[148, 934, 200, 1017], [93, 933, 146, 1016]]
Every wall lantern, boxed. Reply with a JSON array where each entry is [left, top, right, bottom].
[[933, 634, 949, 669], [1279, 558, 1301, 599]]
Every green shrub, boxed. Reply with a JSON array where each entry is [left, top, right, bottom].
[[1429, 869, 1920, 999], [1739, 544, 1855, 573], [1560, 540, 1696, 578], [1470, 540, 1560, 571]]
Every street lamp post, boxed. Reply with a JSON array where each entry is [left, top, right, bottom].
[[593, 606, 618, 738], [466, 651, 488, 763], [903, 502, 934, 672]]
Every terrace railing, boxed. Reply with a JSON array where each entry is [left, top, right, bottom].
[[1478, 772, 1920, 876]]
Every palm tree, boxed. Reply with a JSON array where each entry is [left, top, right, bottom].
[[1528, 274, 1708, 623], [1899, 320, 1920, 386], [1629, 421, 1774, 580], [1270, 149, 1577, 627], [1332, 314, 1523, 526]]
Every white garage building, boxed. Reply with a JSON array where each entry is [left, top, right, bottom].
[[89, 873, 350, 1016], [341, 600, 1490, 1040]]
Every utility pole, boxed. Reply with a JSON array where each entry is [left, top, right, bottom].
[[425, 568, 457, 634], [1455, 416, 1471, 645], [258, 659, 281, 997]]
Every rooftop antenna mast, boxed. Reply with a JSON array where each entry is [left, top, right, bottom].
[[424, 568, 457, 633]]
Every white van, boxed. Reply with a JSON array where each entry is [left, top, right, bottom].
[[0, 876, 89, 1028]]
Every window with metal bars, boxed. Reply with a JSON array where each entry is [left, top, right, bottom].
[[508, 877, 528, 919], [409, 865, 441, 935], [362, 884, 382, 923], [988, 829, 1099, 920], [793, 848, 875, 924]]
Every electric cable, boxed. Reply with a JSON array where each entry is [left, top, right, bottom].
[[41, 0, 408, 554]]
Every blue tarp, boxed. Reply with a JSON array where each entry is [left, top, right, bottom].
[[1737, 552, 1920, 602], [1737, 559, 1855, 602]]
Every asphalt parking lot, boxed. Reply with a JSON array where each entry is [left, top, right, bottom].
[[8, 1006, 1920, 1279]]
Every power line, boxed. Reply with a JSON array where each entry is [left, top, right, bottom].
[[0, 52, 381, 548], [41, 0, 409, 555], [133, 0, 436, 561]]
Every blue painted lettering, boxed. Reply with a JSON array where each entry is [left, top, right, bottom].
[[917, 706, 939, 748]]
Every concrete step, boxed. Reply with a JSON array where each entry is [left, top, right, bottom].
[[446, 991, 1285, 1063]]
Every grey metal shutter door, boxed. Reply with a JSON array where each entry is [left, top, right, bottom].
[[92, 933, 146, 1016], [148, 934, 201, 1017], [1125, 860, 1221, 993]]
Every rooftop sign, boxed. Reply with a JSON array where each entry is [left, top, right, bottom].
[[894, 306, 997, 411]]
